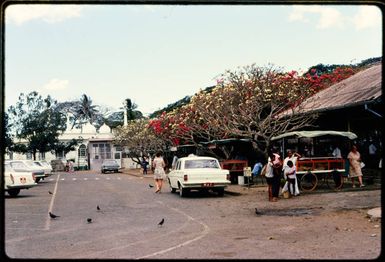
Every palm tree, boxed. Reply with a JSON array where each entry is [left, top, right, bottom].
[[124, 98, 143, 121], [73, 94, 99, 127]]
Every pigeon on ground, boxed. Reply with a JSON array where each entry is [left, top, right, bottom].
[[87, 218, 92, 223], [49, 212, 60, 219], [158, 218, 165, 227], [255, 208, 262, 215], [149, 184, 154, 188], [48, 191, 53, 194], [97, 205, 100, 211]]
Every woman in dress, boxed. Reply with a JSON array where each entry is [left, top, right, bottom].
[[152, 151, 166, 193], [347, 145, 365, 188]]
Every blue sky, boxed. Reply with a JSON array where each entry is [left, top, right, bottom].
[[4, 4, 382, 116]]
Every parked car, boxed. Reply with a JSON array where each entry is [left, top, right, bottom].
[[34, 160, 53, 176], [167, 156, 231, 197], [101, 159, 120, 173], [6, 160, 46, 183], [4, 162, 37, 197], [50, 159, 67, 172]]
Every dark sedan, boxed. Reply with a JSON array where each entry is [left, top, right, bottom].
[[101, 159, 120, 173]]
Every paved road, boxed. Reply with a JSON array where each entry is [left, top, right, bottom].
[[4, 170, 381, 259]]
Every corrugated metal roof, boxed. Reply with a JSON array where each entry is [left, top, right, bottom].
[[291, 64, 382, 114]]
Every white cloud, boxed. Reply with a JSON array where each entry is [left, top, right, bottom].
[[288, 5, 382, 30], [288, 5, 345, 29], [42, 79, 69, 91], [5, 4, 83, 25], [353, 5, 382, 30]]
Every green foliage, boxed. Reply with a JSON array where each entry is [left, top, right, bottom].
[[3, 113, 14, 154], [7, 92, 76, 159], [52, 138, 82, 156], [303, 56, 382, 76]]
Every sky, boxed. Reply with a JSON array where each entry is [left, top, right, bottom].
[[4, 3, 382, 116]]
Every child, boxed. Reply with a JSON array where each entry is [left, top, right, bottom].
[[284, 160, 296, 197], [142, 157, 149, 175]]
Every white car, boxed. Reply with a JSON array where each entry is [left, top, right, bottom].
[[34, 160, 53, 176], [4, 162, 37, 197], [6, 160, 47, 183], [167, 156, 231, 197]]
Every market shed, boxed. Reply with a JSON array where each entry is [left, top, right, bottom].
[[282, 63, 382, 164]]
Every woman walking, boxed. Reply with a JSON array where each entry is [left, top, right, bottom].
[[152, 152, 166, 193]]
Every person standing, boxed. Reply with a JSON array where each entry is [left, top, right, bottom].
[[152, 152, 166, 193], [264, 153, 275, 201], [282, 150, 301, 196], [368, 141, 377, 168], [347, 145, 365, 188], [251, 160, 263, 184], [332, 145, 342, 158], [142, 157, 149, 175], [284, 160, 296, 197], [271, 151, 283, 202], [68, 160, 74, 173]]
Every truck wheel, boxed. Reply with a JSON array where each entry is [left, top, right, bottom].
[[8, 189, 20, 197]]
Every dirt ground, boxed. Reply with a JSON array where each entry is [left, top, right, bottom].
[[220, 183, 382, 259], [124, 168, 382, 259]]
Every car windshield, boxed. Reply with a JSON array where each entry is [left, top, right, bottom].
[[24, 161, 39, 167], [104, 160, 117, 165], [39, 161, 49, 166], [34, 162, 43, 166], [184, 159, 220, 169], [10, 161, 29, 170]]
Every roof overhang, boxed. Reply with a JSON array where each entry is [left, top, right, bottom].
[[271, 130, 358, 141]]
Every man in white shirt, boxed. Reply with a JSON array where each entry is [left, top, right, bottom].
[[282, 149, 301, 196], [332, 146, 342, 158]]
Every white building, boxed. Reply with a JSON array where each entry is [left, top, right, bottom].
[[5, 114, 138, 171]]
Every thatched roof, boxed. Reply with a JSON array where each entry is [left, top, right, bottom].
[[290, 63, 382, 114]]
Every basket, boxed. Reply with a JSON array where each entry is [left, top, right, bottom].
[[283, 191, 291, 199]]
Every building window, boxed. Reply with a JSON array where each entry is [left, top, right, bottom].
[[105, 144, 111, 159], [56, 150, 65, 159], [78, 144, 86, 157], [91, 143, 112, 160]]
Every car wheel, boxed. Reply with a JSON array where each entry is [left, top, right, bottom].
[[35, 178, 41, 183], [168, 179, 176, 193], [101, 170, 104, 174], [8, 189, 20, 197], [217, 187, 225, 197], [179, 186, 188, 197]]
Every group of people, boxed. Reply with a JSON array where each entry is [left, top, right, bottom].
[[146, 143, 367, 197], [261, 149, 301, 202], [255, 144, 366, 202]]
